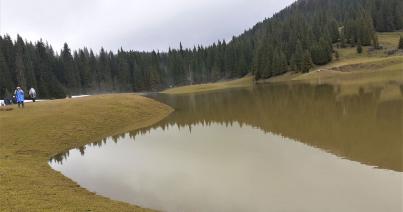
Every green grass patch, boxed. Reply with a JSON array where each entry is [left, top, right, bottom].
[[162, 76, 255, 95]]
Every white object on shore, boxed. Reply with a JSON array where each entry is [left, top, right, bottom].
[[0, 99, 47, 106], [0, 95, 90, 106], [71, 95, 90, 98]]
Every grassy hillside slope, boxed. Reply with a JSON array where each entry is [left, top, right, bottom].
[[164, 32, 403, 95]]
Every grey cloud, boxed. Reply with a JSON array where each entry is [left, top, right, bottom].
[[0, 0, 295, 52]]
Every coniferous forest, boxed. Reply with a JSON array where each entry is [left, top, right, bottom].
[[1, 0, 402, 99]]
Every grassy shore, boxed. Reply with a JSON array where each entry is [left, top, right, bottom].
[[266, 56, 403, 83], [0, 94, 173, 211], [163, 32, 402, 95], [162, 76, 255, 95]]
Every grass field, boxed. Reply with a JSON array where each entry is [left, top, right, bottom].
[[162, 76, 255, 94], [0, 94, 173, 211]]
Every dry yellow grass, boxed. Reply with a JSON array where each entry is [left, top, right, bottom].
[[336, 32, 403, 59], [264, 32, 403, 86], [162, 76, 254, 94], [378, 31, 403, 48], [0, 94, 173, 211], [294, 56, 403, 83]]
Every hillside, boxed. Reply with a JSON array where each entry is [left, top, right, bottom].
[[162, 32, 403, 95], [1, 0, 402, 98]]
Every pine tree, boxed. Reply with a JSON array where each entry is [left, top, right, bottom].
[[149, 51, 162, 90], [14, 35, 27, 89], [311, 37, 332, 65], [372, 34, 380, 49], [98, 48, 112, 91], [61, 43, 80, 93], [398, 36, 403, 50], [76, 49, 92, 92], [88, 50, 98, 90], [294, 40, 305, 72], [35, 41, 66, 98], [23, 44, 37, 90], [334, 51, 340, 60], [15, 45, 27, 89], [357, 41, 363, 54], [302, 51, 313, 73], [340, 28, 347, 48], [327, 19, 340, 43], [0, 49, 13, 98], [116, 50, 131, 91]]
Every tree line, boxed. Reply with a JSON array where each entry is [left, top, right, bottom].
[[1, 0, 402, 99]]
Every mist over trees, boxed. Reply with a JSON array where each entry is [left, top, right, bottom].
[[1, 0, 402, 99]]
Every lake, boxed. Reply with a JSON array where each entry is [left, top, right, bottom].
[[49, 83, 403, 212]]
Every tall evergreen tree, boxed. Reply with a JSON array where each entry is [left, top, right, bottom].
[[61, 43, 80, 93], [302, 51, 313, 73], [76, 49, 92, 92], [294, 40, 305, 72], [0, 49, 13, 98], [14, 42, 27, 88], [399, 36, 403, 50], [311, 37, 332, 65], [357, 41, 363, 54]]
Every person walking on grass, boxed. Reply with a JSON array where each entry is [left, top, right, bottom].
[[14, 87, 25, 108], [29, 87, 37, 102]]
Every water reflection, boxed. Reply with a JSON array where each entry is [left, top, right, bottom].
[[49, 82, 403, 212], [51, 83, 402, 171]]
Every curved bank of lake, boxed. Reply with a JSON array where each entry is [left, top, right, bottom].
[[50, 83, 403, 212], [0, 94, 173, 211]]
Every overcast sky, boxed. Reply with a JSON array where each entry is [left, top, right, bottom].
[[0, 0, 295, 52]]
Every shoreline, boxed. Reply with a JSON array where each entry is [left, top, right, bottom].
[[162, 55, 403, 95], [0, 94, 173, 211]]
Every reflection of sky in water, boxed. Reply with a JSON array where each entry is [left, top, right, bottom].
[[50, 83, 403, 211], [50, 122, 402, 212]]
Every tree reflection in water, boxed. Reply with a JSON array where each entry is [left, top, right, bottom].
[[51, 82, 402, 171]]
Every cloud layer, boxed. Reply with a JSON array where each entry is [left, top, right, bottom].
[[1, 0, 295, 52]]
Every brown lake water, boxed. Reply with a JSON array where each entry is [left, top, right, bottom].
[[49, 83, 403, 212]]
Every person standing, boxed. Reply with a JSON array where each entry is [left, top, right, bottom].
[[29, 87, 37, 102], [14, 87, 25, 108]]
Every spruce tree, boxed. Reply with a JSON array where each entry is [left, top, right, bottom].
[[334, 51, 340, 60], [399, 36, 403, 50], [15, 46, 27, 89], [357, 41, 363, 54], [372, 35, 380, 49], [88, 50, 98, 90], [116, 50, 131, 91], [311, 37, 332, 65], [35, 41, 66, 98], [294, 40, 305, 72], [61, 43, 80, 93], [302, 51, 313, 73], [0, 50, 13, 98], [23, 44, 37, 90], [76, 49, 92, 92]]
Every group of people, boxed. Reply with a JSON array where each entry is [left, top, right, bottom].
[[1, 86, 37, 108]]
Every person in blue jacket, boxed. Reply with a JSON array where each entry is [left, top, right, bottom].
[[14, 86, 25, 108]]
